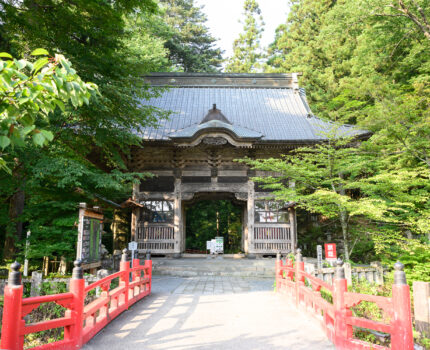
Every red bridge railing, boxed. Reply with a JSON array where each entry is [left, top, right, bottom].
[[1, 249, 152, 350], [276, 250, 413, 350]]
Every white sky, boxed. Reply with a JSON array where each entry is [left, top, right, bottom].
[[194, 0, 290, 59]]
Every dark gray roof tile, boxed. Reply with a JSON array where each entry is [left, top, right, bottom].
[[137, 86, 368, 142]]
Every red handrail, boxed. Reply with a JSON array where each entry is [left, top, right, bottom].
[[275, 252, 413, 350], [1, 254, 152, 350], [84, 270, 123, 293]]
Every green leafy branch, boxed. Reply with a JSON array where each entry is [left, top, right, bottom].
[[0, 49, 98, 172]]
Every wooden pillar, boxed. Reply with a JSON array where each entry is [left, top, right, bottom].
[[130, 182, 139, 242], [131, 208, 137, 242], [289, 207, 297, 253], [247, 180, 255, 255], [43, 256, 49, 276], [173, 178, 182, 257], [181, 202, 186, 253], [112, 209, 129, 251], [242, 203, 248, 253]]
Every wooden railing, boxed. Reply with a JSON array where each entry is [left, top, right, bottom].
[[137, 223, 175, 252], [253, 225, 292, 253], [276, 250, 413, 350], [1, 250, 152, 350]]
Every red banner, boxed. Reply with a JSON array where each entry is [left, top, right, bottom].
[[324, 243, 337, 260]]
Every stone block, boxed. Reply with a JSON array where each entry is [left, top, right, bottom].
[[30, 271, 43, 297], [413, 281, 430, 338]]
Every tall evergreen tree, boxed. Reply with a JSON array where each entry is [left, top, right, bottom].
[[158, 0, 223, 72], [265, 0, 337, 116], [262, 0, 430, 274], [225, 0, 265, 73]]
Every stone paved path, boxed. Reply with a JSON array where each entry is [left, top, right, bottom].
[[83, 276, 335, 350]]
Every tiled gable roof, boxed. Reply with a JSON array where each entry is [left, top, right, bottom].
[[136, 73, 369, 142]]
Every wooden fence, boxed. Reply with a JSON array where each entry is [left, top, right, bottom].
[[276, 250, 413, 350], [0, 250, 152, 350]]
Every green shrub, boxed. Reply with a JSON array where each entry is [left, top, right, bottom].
[[23, 281, 68, 349]]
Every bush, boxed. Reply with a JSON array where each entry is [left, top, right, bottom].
[[349, 276, 430, 348]]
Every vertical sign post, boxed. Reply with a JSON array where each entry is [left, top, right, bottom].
[[23, 230, 31, 277], [324, 243, 337, 265], [128, 241, 138, 265], [317, 245, 322, 270]]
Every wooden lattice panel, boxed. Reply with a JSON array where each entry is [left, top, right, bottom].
[[253, 242, 292, 252], [252, 225, 292, 253], [137, 224, 175, 253]]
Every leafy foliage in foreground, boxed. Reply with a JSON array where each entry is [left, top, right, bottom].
[[0, 50, 97, 172], [0, 0, 170, 261], [0, 0, 226, 263]]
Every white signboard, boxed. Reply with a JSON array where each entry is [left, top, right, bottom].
[[128, 241, 138, 251], [207, 238, 224, 254], [214, 237, 224, 254], [128, 241, 138, 261]]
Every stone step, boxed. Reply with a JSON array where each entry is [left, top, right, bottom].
[[151, 257, 277, 277]]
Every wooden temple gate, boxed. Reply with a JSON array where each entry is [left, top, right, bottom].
[[126, 72, 368, 257]]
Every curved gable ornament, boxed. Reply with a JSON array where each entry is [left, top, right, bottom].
[[168, 104, 263, 148]]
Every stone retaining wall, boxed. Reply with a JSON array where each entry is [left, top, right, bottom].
[[304, 261, 386, 285], [0, 272, 98, 296]]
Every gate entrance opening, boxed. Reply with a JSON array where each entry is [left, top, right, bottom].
[[185, 198, 243, 254]]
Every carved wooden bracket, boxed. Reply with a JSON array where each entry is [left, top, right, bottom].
[[202, 136, 227, 145]]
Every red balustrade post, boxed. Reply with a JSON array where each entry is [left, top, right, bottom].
[[133, 259, 140, 276], [286, 258, 293, 281], [120, 249, 130, 307], [295, 249, 304, 307], [146, 251, 152, 294], [391, 262, 414, 350], [276, 252, 282, 292], [333, 259, 352, 349], [0, 262, 23, 350], [285, 258, 293, 296], [65, 260, 85, 349]]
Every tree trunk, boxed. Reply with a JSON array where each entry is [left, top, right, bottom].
[[339, 209, 350, 261], [227, 214, 230, 249], [3, 185, 25, 260], [337, 174, 350, 261], [216, 210, 220, 237]]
